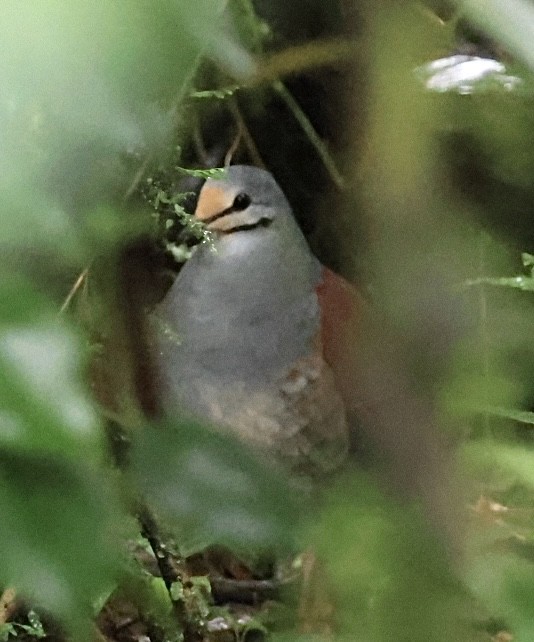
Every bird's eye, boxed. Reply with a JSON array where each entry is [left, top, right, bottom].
[[232, 192, 251, 211]]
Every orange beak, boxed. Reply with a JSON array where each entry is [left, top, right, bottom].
[[194, 184, 233, 223]]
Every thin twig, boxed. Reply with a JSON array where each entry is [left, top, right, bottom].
[[224, 120, 243, 168], [257, 38, 358, 84], [227, 98, 266, 169], [272, 80, 345, 189], [189, 39, 359, 98], [59, 267, 89, 314], [123, 154, 153, 202], [137, 506, 201, 642], [192, 117, 209, 166]]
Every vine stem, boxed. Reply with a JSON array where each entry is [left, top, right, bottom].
[[272, 79, 345, 190]]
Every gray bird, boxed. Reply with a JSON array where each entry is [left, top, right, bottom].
[[154, 166, 353, 478]]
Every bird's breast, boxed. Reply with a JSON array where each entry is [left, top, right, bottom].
[[157, 239, 321, 382], [158, 285, 320, 384], [153, 241, 349, 475]]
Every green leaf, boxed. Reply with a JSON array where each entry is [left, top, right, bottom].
[[0, 456, 122, 637], [0, 0, 250, 257], [130, 420, 300, 555], [467, 552, 534, 641], [0, 277, 122, 634], [462, 442, 534, 489], [305, 473, 475, 642], [0, 275, 53, 328], [478, 406, 534, 426], [0, 624, 16, 642], [173, 205, 211, 241], [175, 166, 226, 179], [17, 611, 46, 639], [0, 302, 100, 458]]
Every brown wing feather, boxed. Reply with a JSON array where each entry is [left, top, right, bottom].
[[316, 267, 366, 410], [186, 331, 348, 479], [278, 341, 348, 477]]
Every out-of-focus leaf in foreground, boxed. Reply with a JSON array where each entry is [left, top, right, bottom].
[[0, 279, 99, 458], [463, 443, 534, 641], [0, 457, 120, 635], [460, 0, 534, 73], [301, 473, 474, 642], [0, 1, 250, 631], [0, 0, 250, 258], [468, 552, 534, 642], [130, 420, 300, 556], [0, 278, 121, 634]]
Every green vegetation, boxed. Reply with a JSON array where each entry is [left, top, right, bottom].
[[2, 1, 534, 641]]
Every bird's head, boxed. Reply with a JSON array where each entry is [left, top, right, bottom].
[[194, 165, 293, 239], [188, 164, 319, 296]]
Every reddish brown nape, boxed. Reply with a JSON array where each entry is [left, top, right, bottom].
[[195, 184, 233, 221]]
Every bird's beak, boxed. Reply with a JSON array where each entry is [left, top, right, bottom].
[[194, 184, 233, 224]]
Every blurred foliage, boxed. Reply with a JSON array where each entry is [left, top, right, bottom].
[[130, 420, 300, 556], [2, 0, 534, 641]]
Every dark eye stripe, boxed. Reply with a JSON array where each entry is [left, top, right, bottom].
[[221, 217, 273, 234], [202, 192, 252, 225]]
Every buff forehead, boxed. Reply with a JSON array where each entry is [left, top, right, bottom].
[[194, 182, 236, 222]]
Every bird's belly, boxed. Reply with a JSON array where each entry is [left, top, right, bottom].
[[155, 283, 348, 475], [159, 344, 349, 477]]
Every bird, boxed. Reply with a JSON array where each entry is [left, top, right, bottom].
[[153, 165, 362, 481], [152, 165, 463, 557]]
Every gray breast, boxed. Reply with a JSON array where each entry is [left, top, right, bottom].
[[154, 223, 322, 420]]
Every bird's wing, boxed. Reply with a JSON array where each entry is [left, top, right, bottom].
[[316, 269, 462, 547], [278, 345, 348, 478], [316, 266, 367, 411]]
